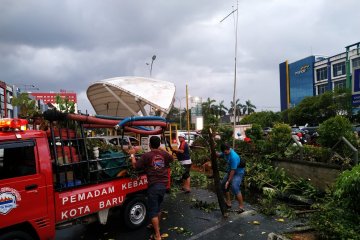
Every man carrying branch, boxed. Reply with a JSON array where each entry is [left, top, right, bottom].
[[217, 143, 245, 213]]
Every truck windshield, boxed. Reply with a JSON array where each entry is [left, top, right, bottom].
[[0, 140, 36, 180]]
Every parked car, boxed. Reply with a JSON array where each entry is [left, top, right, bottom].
[[299, 126, 319, 135], [176, 131, 202, 146], [88, 135, 141, 151], [263, 127, 272, 135]]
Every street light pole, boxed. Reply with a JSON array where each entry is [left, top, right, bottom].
[[186, 85, 190, 140], [150, 55, 156, 77], [220, 1, 239, 148], [176, 96, 187, 129], [177, 98, 182, 129]]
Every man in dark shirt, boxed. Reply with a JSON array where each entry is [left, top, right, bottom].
[[173, 133, 192, 193], [130, 136, 173, 240]]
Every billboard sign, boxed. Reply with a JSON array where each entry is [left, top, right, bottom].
[[352, 68, 360, 106]]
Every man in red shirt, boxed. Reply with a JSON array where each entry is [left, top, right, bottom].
[[130, 136, 173, 240]]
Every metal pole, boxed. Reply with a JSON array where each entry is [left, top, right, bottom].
[[176, 97, 182, 129], [232, 1, 239, 149], [179, 99, 182, 129], [186, 85, 190, 142], [150, 55, 156, 77], [220, 2, 239, 149]]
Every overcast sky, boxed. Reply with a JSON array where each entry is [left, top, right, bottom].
[[1, 0, 359, 114]]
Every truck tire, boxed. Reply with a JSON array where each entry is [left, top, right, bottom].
[[0, 231, 34, 240], [123, 196, 147, 230]]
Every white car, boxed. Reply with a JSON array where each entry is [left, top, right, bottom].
[[88, 135, 141, 151], [176, 131, 202, 146]]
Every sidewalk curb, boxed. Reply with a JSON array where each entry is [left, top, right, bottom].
[[267, 232, 291, 240]]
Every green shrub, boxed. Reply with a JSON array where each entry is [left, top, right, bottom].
[[269, 123, 291, 151], [253, 139, 273, 155], [190, 171, 210, 188], [311, 164, 360, 239], [234, 139, 254, 154], [318, 115, 357, 149], [170, 160, 184, 184], [333, 164, 360, 213], [245, 123, 263, 141], [302, 145, 331, 163], [190, 146, 210, 166], [218, 125, 234, 143]]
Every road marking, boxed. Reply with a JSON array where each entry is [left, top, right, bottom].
[[187, 210, 256, 240]]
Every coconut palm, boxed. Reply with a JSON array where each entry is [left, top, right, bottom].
[[202, 97, 216, 116], [202, 97, 219, 126], [243, 100, 256, 115], [218, 100, 228, 117], [228, 99, 244, 124]]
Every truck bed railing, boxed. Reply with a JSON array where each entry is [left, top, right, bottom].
[[43, 110, 167, 191]]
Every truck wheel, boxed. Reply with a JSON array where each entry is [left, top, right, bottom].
[[123, 196, 147, 229], [0, 231, 34, 240]]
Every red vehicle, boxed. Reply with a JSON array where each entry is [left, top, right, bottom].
[[0, 113, 169, 240]]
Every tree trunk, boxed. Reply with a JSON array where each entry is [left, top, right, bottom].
[[208, 128, 228, 216]]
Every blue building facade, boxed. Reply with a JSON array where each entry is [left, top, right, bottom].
[[289, 56, 315, 107], [279, 56, 315, 111], [280, 43, 360, 112], [279, 62, 288, 111]]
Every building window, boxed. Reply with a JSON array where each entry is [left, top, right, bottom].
[[333, 62, 345, 77], [317, 84, 327, 95], [334, 80, 346, 89], [353, 57, 360, 69], [316, 67, 327, 81]]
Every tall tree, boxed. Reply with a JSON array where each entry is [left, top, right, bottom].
[[202, 97, 216, 116], [11, 92, 39, 118], [228, 99, 243, 124], [240, 111, 282, 127], [243, 100, 256, 115], [287, 88, 352, 126], [217, 100, 228, 117], [201, 98, 218, 126]]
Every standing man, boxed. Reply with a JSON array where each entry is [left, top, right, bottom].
[[217, 143, 245, 213], [130, 136, 173, 240], [173, 133, 192, 193]]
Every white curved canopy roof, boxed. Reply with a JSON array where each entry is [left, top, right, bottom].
[[87, 76, 176, 117]]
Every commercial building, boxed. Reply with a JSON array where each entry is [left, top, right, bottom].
[[0, 81, 15, 118], [279, 42, 360, 112], [30, 91, 77, 112], [0, 81, 77, 118]]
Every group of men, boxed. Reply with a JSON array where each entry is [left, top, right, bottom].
[[129, 134, 245, 240]]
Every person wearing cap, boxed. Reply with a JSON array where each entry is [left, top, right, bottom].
[[217, 143, 245, 213], [173, 133, 192, 193]]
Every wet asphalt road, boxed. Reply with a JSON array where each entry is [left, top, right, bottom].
[[56, 188, 305, 240]]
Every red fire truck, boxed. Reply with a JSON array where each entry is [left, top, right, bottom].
[[0, 112, 169, 240]]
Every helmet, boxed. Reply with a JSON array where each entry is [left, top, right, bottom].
[[178, 133, 186, 138]]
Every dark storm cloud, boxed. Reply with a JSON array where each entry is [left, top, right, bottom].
[[0, 0, 359, 113]]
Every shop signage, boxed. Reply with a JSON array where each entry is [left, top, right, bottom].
[[295, 65, 310, 75]]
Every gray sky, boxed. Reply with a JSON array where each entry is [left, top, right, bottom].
[[1, 0, 359, 114]]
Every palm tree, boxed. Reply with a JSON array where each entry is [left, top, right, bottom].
[[228, 99, 243, 124], [201, 98, 218, 126], [202, 97, 216, 116], [211, 104, 219, 118], [218, 100, 228, 117], [243, 100, 256, 115]]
